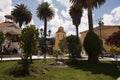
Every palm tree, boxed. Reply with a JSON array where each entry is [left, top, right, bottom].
[[70, 0, 106, 64], [69, 3, 83, 37], [11, 4, 32, 28], [36, 2, 55, 62], [70, 0, 106, 32]]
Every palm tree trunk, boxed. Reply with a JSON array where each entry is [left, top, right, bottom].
[[87, 3, 94, 32], [88, 53, 99, 64], [76, 26, 79, 37], [22, 54, 29, 75], [30, 53, 33, 63], [43, 18, 47, 62], [87, 0, 98, 63], [19, 22, 22, 28]]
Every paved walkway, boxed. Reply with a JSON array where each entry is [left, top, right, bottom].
[[99, 57, 120, 61], [1, 55, 120, 61], [1, 55, 54, 61]]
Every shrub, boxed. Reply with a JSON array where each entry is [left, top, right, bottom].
[[8, 64, 29, 77], [7, 63, 49, 77], [106, 31, 120, 47], [83, 32, 102, 64], [66, 35, 82, 59]]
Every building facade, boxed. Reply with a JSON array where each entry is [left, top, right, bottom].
[[55, 26, 66, 50], [80, 25, 120, 51], [0, 16, 21, 54]]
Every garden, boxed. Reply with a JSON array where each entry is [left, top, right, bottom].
[[0, 59, 119, 80]]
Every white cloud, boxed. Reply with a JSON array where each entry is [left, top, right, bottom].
[[0, 0, 13, 23], [51, 26, 58, 36], [102, 6, 120, 25], [79, 9, 88, 32], [56, 0, 72, 8], [0, 12, 5, 22], [44, 0, 53, 4], [0, 0, 13, 14], [28, 19, 36, 26], [61, 8, 70, 19], [37, 0, 53, 4], [37, 0, 43, 3], [48, 14, 63, 36], [103, 13, 114, 25], [111, 7, 120, 21]]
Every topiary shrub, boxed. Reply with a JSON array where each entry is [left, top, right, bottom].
[[83, 32, 102, 64], [66, 35, 82, 59]]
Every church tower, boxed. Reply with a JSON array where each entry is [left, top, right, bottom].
[[55, 26, 66, 50]]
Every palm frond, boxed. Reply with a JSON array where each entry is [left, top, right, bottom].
[[36, 2, 55, 21], [11, 4, 32, 28]]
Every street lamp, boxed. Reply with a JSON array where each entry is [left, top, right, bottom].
[[39, 28, 51, 62], [40, 28, 51, 37], [40, 28, 43, 36], [48, 30, 51, 36], [97, 18, 104, 39]]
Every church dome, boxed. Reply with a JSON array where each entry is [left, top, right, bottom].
[[56, 26, 66, 33]]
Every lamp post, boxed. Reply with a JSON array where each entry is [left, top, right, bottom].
[[40, 28, 51, 37], [40, 28, 51, 62], [97, 18, 104, 39], [97, 18, 104, 58]]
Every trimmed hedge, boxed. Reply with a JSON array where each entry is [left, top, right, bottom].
[[67, 35, 82, 58], [83, 32, 102, 64]]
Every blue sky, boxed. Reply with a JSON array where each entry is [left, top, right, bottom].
[[0, 0, 120, 37]]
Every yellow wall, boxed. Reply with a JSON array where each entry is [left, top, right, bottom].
[[81, 25, 120, 51], [55, 27, 66, 50]]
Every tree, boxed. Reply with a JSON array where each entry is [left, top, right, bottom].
[[70, 0, 105, 64], [36, 2, 55, 62], [83, 32, 102, 64], [0, 32, 5, 61], [11, 4, 32, 28], [69, 3, 83, 37], [66, 35, 81, 59], [20, 25, 39, 74], [106, 31, 120, 48], [106, 30, 120, 70], [21, 25, 39, 63], [70, 0, 105, 32]]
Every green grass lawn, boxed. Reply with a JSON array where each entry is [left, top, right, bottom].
[[0, 59, 119, 80]]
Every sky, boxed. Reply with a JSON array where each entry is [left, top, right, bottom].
[[0, 0, 120, 37]]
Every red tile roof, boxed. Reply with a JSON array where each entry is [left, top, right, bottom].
[[0, 22, 20, 29], [0, 22, 14, 27]]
